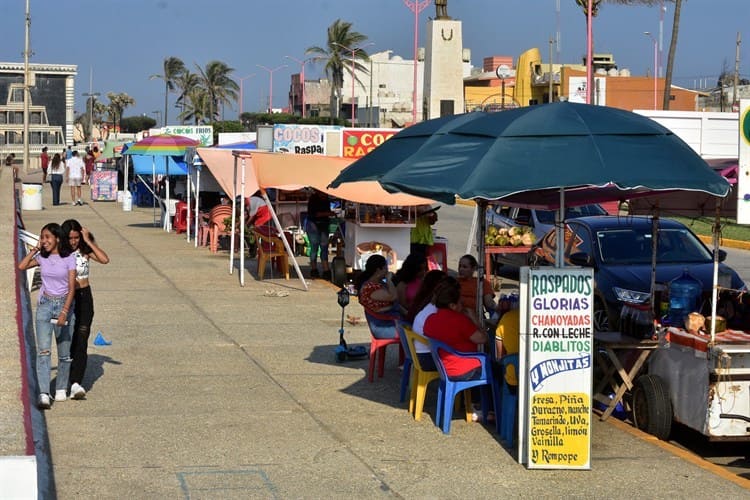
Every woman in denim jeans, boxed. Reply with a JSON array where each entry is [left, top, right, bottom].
[[18, 223, 76, 409]]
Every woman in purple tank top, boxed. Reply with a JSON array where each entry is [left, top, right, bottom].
[[18, 223, 76, 409]]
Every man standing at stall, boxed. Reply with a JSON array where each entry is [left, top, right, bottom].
[[306, 189, 335, 280]]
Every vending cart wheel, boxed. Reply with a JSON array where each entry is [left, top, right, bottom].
[[632, 374, 673, 440]]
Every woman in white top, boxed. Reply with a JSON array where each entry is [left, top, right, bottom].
[[406, 270, 447, 371], [48, 153, 66, 206], [62, 219, 110, 399]]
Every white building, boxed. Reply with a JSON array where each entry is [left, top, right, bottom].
[[342, 50, 424, 127]]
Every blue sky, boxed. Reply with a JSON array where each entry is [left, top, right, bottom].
[[1, 0, 748, 120]]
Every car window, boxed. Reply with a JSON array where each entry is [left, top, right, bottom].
[[535, 204, 607, 225], [596, 227, 710, 265], [657, 228, 712, 262], [516, 208, 532, 226]]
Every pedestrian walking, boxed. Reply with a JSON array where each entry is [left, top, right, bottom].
[[17, 222, 76, 409], [62, 219, 110, 400], [41, 146, 49, 183], [48, 153, 65, 206], [5, 153, 17, 182], [66, 151, 85, 205]]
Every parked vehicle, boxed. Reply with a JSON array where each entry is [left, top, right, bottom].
[[487, 204, 608, 276], [528, 216, 746, 332]]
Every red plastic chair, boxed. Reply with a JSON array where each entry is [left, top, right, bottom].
[[173, 201, 189, 234], [364, 310, 404, 382]]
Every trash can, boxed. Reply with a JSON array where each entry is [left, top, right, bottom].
[[122, 191, 132, 212], [21, 183, 43, 210]]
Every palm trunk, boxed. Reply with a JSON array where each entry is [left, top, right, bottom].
[[164, 82, 169, 127], [662, 0, 682, 110]]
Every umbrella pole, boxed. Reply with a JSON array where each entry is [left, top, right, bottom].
[[710, 199, 721, 343], [152, 159, 157, 227], [230, 155, 238, 275], [240, 158, 246, 287], [166, 161, 171, 232], [186, 162, 191, 242], [650, 204, 659, 326], [466, 204, 479, 255], [476, 199, 488, 327], [555, 188, 565, 268], [194, 168, 201, 248]]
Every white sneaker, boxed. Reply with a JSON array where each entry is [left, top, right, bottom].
[[54, 389, 67, 402], [38, 393, 51, 409], [70, 383, 86, 400]]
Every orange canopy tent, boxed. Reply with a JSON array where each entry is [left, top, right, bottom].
[[196, 148, 434, 288]]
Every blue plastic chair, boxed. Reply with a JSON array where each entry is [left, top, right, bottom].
[[499, 353, 519, 447], [396, 322, 413, 404], [428, 338, 499, 435]]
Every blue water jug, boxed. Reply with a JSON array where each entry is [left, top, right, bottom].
[[667, 269, 702, 327]]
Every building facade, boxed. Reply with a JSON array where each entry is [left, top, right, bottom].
[[0, 62, 77, 169]]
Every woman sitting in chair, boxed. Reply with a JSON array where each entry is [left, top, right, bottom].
[[424, 277, 488, 380], [356, 254, 403, 339]]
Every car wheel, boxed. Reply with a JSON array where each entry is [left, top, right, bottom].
[[593, 298, 610, 332], [631, 374, 673, 440]]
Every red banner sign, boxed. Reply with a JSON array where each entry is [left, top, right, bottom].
[[342, 129, 397, 159]]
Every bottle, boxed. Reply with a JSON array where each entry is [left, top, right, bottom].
[[667, 269, 702, 328]]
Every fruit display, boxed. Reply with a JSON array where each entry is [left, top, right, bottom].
[[485, 225, 536, 247]]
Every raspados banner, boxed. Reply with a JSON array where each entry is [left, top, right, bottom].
[[341, 129, 398, 159]]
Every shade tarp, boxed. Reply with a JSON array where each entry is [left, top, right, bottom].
[[131, 155, 187, 175], [196, 148, 433, 206]]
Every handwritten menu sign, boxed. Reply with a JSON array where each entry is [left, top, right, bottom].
[[525, 268, 593, 469]]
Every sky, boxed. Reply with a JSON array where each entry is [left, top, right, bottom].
[[1, 0, 748, 121]]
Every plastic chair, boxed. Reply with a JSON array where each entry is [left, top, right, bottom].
[[252, 225, 290, 280], [428, 338, 499, 435], [207, 205, 235, 253], [364, 310, 404, 383], [173, 201, 190, 234], [402, 326, 441, 421], [499, 353, 519, 447], [396, 322, 413, 404], [494, 310, 520, 442]]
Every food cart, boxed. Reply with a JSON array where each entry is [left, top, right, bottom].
[[342, 202, 416, 273]]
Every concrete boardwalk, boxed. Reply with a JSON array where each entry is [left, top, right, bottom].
[[15, 177, 750, 498]]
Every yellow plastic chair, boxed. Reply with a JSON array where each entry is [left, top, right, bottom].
[[402, 325, 441, 421]]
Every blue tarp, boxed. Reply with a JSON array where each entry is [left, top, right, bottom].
[[131, 155, 188, 175]]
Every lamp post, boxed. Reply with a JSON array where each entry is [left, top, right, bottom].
[[238, 73, 256, 118], [256, 64, 287, 114], [333, 42, 374, 126], [82, 91, 101, 140], [285, 56, 312, 118], [644, 31, 658, 110], [496, 65, 512, 110], [403, 0, 430, 124]]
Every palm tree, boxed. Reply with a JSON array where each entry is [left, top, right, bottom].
[[662, 0, 681, 110], [179, 87, 211, 125], [174, 69, 201, 124], [150, 56, 185, 126], [106, 92, 135, 134], [306, 19, 369, 121], [195, 60, 239, 122]]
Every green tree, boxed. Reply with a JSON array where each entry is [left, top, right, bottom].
[[120, 115, 156, 133], [106, 92, 136, 134], [306, 19, 369, 121], [179, 87, 211, 125], [196, 60, 239, 122], [174, 69, 201, 124], [150, 56, 185, 126]]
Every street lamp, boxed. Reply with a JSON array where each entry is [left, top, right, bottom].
[[81, 91, 101, 141], [256, 64, 287, 113], [644, 32, 658, 110], [285, 56, 313, 118], [403, 0, 430, 124], [496, 65, 512, 110], [238, 73, 256, 118], [333, 41, 374, 126]]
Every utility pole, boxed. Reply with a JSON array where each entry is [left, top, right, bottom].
[[733, 31, 741, 110], [22, 0, 31, 176], [548, 37, 554, 103]]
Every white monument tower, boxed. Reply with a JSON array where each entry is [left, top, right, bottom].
[[423, 0, 465, 119]]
